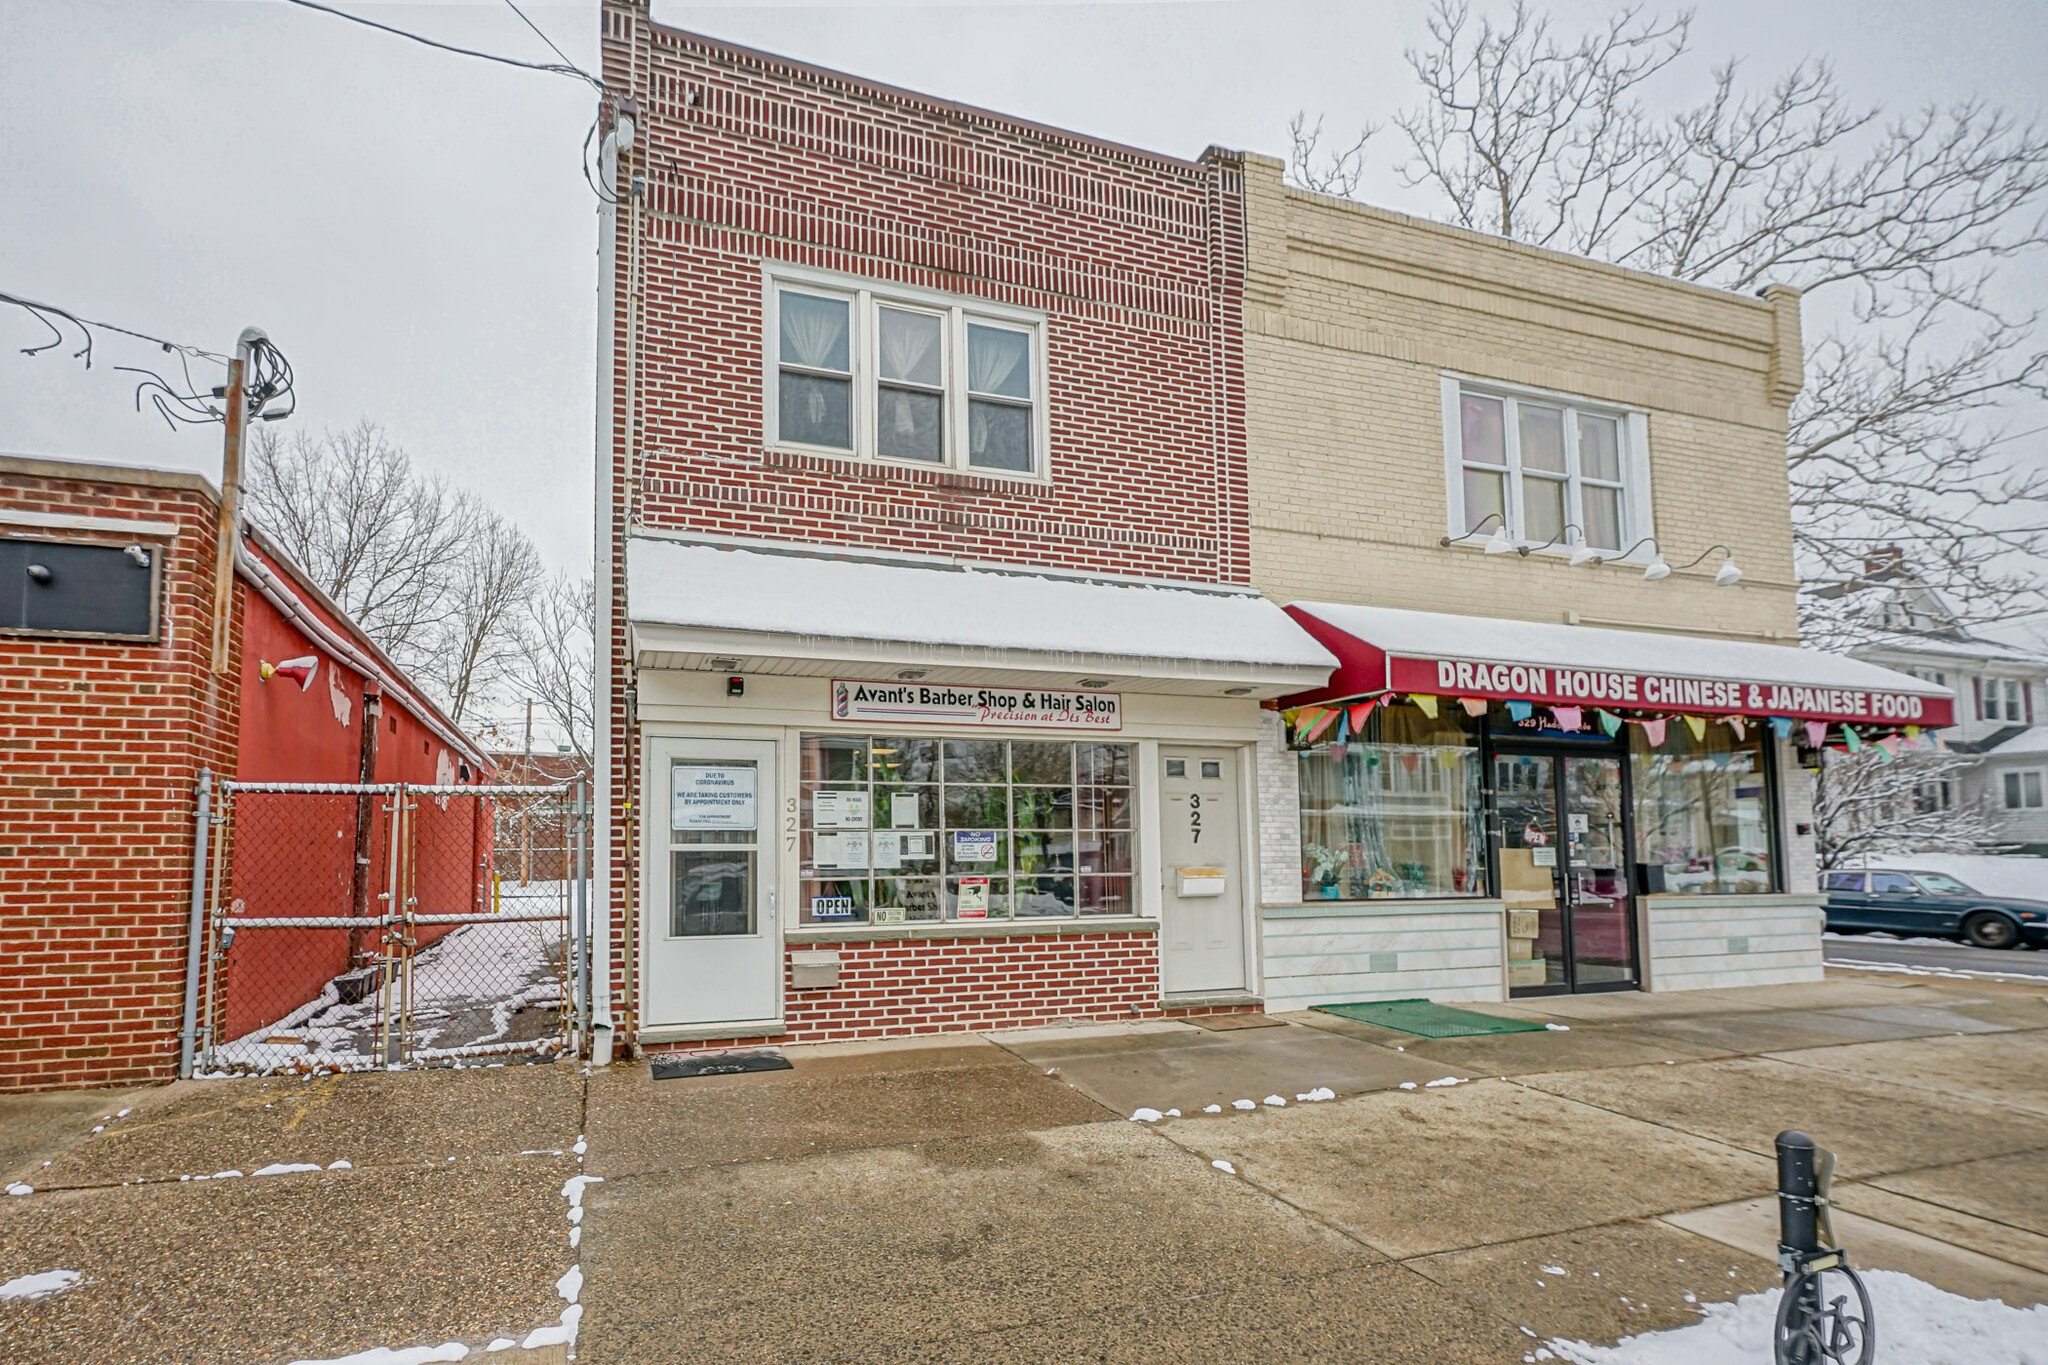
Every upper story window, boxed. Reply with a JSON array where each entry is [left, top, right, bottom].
[[1980, 677, 2032, 723], [767, 268, 1046, 479], [1442, 379, 1649, 556]]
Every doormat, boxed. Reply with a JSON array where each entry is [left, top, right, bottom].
[[1187, 1013, 1288, 1032], [1313, 999, 1547, 1039], [649, 1048, 793, 1080]]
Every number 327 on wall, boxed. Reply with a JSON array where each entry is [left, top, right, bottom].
[[1187, 793, 1202, 845]]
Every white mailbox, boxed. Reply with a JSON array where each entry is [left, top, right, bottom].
[[1177, 866, 1226, 898]]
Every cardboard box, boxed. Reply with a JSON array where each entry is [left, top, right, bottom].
[[1506, 909, 1540, 939], [1508, 934, 1538, 962], [1507, 957, 1549, 989], [1498, 848, 1557, 909]]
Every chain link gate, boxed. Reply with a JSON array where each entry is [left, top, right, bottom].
[[191, 781, 590, 1074]]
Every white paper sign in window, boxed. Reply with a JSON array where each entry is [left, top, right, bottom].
[[672, 764, 758, 831]]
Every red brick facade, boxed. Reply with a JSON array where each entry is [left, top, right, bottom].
[[599, 3, 1254, 1048], [0, 462, 239, 1091]]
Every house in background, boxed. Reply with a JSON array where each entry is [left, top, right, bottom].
[[1, 453, 489, 1091], [1847, 551, 2048, 854]]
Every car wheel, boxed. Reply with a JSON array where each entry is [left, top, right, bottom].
[[1962, 912, 2021, 950]]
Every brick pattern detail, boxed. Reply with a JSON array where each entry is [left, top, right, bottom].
[[599, 2, 1255, 1048], [1, 473, 239, 1091]]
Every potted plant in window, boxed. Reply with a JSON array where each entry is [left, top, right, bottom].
[[1304, 844, 1345, 899]]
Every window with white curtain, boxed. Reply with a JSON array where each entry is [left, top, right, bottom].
[[766, 270, 1046, 477], [1444, 381, 1644, 554]]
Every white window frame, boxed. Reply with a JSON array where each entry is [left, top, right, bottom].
[[2003, 768, 2044, 810], [763, 265, 1051, 482], [1440, 375, 1653, 561]]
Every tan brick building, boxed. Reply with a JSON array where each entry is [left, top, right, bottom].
[[1227, 154, 1949, 1007]]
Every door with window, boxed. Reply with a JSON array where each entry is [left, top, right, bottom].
[[1492, 748, 1639, 995], [643, 738, 780, 1030], [1159, 749, 1247, 995]]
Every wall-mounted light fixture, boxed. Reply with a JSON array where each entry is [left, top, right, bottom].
[[1439, 512, 1517, 556], [1671, 544, 1744, 586]]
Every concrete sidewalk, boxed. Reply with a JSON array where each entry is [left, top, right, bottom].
[[4, 971, 2044, 1362]]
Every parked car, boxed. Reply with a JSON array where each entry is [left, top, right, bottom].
[[1822, 868, 2048, 949]]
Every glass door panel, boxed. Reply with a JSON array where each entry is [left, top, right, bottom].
[[1563, 755, 1636, 988], [1492, 753, 1563, 992]]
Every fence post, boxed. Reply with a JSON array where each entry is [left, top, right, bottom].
[[178, 769, 214, 1079], [574, 778, 592, 1057]]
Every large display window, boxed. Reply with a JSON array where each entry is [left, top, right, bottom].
[[1296, 707, 1486, 899], [799, 735, 1134, 925], [1629, 722, 1776, 894]]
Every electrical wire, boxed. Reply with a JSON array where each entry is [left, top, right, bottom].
[[278, 0, 604, 91], [1, 290, 228, 369], [501, 0, 578, 74]]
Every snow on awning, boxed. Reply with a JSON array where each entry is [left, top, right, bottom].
[[1280, 601, 1955, 729], [626, 538, 1337, 697]]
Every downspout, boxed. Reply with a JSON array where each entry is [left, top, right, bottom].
[[591, 99, 634, 1066], [349, 683, 384, 966]]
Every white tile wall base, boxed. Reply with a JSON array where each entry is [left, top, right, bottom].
[[1262, 899, 1506, 1008], [1644, 894, 1825, 992]]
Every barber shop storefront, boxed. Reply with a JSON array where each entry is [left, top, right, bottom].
[[622, 537, 1337, 1047], [1266, 603, 1955, 1003]]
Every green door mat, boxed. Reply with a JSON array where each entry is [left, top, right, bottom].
[[1314, 999, 1547, 1038]]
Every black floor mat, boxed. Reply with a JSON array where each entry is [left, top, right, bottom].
[[650, 1048, 793, 1080]]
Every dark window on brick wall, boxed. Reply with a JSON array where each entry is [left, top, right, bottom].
[[1, 538, 160, 641]]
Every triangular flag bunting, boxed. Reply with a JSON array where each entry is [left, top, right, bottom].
[[1770, 716, 1794, 740], [1905, 724, 1922, 741], [1282, 709, 1301, 728], [1682, 715, 1707, 742], [1459, 697, 1488, 717], [1842, 725, 1864, 753], [1726, 715, 1746, 741], [1327, 741, 1348, 762], [1349, 700, 1377, 730], [1411, 694, 1440, 719], [1335, 713, 1350, 744], [1640, 717, 1668, 746], [1397, 751, 1420, 774], [1805, 720, 1829, 749], [1878, 735, 1902, 757], [1597, 710, 1622, 736], [1506, 699, 1533, 722], [1551, 705, 1583, 732], [1303, 709, 1339, 743]]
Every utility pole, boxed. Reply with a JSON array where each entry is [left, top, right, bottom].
[[210, 326, 269, 674]]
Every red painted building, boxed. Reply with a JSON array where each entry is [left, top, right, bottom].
[[592, 4, 1333, 1056], [1, 454, 489, 1090]]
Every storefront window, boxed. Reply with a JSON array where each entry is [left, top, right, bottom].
[[1297, 707, 1485, 899], [1630, 723, 1775, 894], [800, 735, 1133, 924]]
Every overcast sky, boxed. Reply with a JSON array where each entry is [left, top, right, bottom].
[[4, 0, 2046, 584]]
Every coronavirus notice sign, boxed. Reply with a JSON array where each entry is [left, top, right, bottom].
[[831, 680, 1123, 731]]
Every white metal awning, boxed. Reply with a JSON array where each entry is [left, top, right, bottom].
[[625, 536, 1336, 698]]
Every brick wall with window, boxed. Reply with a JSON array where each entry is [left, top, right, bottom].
[[1, 460, 240, 1092]]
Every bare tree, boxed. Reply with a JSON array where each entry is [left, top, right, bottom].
[[511, 572, 595, 765], [245, 421, 545, 725], [1813, 747, 2009, 868], [1287, 112, 1376, 200], [1289, 1, 2048, 643]]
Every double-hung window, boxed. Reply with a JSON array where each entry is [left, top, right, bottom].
[[768, 270, 1046, 478], [2004, 770, 2044, 810], [1446, 381, 1643, 555]]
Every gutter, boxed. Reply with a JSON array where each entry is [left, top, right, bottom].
[[234, 543, 488, 770]]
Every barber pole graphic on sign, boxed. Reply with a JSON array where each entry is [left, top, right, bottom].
[[831, 680, 1123, 730]]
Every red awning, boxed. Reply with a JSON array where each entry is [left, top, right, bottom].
[[1279, 602, 1955, 730]]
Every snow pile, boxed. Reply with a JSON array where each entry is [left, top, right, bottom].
[[253, 1163, 323, 1178], [0, 1269, 80, 1301], [1546, 1024, 1572, 1032], [1130, 1107, 1163, 1123], [1211, 1159, 1236, 1175], [1295, 1087, 1336, 1102], [1262, 1095, 1287, 1108], [1543, 1270, 2048, 1365], [286, 1345, 467, 1365], [1231, 1099, 1257, 1111], [5, 1183, 31, 1197], [1425, 1076, 1469, 1088]]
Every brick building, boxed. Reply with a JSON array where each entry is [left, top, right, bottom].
[[592, 3, 1330, 1053], [1, 454, 488, 1091]]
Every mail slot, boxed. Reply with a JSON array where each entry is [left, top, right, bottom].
[[1177, 867, 1226, 897]]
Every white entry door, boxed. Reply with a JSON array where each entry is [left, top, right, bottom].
[[644, 737, 780, 1030], [1158, 747, 1248, 995]]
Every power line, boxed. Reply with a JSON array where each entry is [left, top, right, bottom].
[[2, 290, 227, 368], [501, 0, 578, 75], [277, 0, 605, 92]]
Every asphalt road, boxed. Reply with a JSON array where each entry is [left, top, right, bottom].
[[1825, 933, 2048, 979]]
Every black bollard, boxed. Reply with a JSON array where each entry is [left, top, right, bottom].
[[1774, 1130, 1872, 1365]]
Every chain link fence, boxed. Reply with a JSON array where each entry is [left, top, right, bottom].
[[192, 782, 588, 1075]]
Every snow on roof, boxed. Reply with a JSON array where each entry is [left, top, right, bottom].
[[1870, 853, 2048, 901], [626, 538, 1338, 672], [1289, 601, 1950, 697], [1854, 631, 2048, 668], [1985, 726, 2048, 757]]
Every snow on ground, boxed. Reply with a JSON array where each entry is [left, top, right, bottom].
[[212, 914, 566, 1073], [1864, 853, 2048, 902], [0, 1270, 80, 1301], [1826, 931, 1962, 947], [286, 1345, 468, 1365], [1542, 1270, 2048, 1365]]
